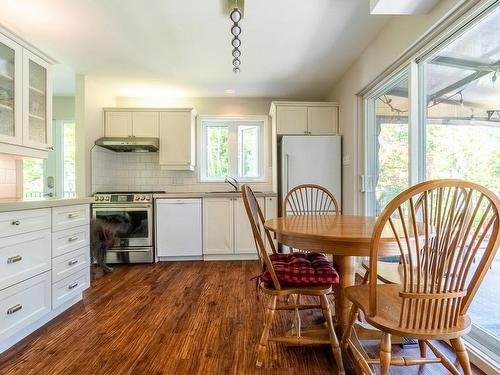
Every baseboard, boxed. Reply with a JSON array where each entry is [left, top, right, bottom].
[[462, 337, 500, 375], [0, 293, 83, 354], [203, 254, 258, 261]]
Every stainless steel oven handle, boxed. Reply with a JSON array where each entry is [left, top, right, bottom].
[[92, 205, 152, 209]]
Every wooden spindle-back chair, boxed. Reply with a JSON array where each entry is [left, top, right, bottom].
[[283, 184, 340, 216], [242, 185, 345, 374], [341, 179, 500, 375], [283, 184, 340, 254]]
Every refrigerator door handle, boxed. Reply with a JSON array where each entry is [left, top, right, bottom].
[[285, 153, 290, 192]]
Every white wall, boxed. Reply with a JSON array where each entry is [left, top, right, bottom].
[[75, 75, 116, 197], [326, 0, 461, 215]]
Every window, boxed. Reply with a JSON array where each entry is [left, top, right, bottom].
[[363, 3, 500, 363], [201, 118, 265, 181], [22, 120, 76, 198]]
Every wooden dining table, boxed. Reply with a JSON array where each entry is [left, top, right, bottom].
[[264, 214, 403, 328]]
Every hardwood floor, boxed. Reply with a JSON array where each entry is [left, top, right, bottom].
[[0, 262, 485, 375]]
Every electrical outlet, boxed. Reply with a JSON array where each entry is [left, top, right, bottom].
[[342, 155, 351, 166]]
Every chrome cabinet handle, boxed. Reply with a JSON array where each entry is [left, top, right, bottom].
[[7, 304, 22, 315], [7, 255, 22, 264], [67, 213, 79, 219], [68, 236, 78, 242], [68, 282, 79, 290], [68, 259, 78, 266], [11, 220, 20, 226]]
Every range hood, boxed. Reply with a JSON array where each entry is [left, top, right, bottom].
[[95, 137, 159, 153]]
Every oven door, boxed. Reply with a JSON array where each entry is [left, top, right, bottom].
[[92, 204, 152, 248]]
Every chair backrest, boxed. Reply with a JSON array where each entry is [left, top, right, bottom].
[[241, 185, 281, 290], [283, 184, 340, 216], [368, 179, 500, 331]]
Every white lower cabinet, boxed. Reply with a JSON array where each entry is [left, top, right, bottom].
[[52, 268, 89, 309], [203, 197, 264, 257], [51, 247, 90, 283], [0, 271, 51, 341], [0, 229, 51, 291], [0, 204, 91, 352]]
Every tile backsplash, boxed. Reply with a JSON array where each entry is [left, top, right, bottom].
[[91, 147, 272, 193], [0, 154, 18, 198]]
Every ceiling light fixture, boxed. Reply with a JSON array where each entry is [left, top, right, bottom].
[[229, 1, 243, 74]]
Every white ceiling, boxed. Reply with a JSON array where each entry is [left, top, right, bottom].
[[0, 0, 389, 98]]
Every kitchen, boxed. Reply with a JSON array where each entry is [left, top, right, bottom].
[[0, 1, 500, 374]]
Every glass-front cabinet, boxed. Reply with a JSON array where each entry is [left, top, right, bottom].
[[0, 33, 22, 145], [0, 31, 52, 155], [23, 50, 52, 150]]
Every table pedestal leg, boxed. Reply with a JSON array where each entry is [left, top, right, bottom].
[[333, 255, 355, 328]]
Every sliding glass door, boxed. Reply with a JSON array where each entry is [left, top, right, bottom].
[[421, 6, 500, 356], [365, 71, 410, 216], [364, 3, 500, 359]]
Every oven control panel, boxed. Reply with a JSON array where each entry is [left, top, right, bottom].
[[93, 193, 152, 203]]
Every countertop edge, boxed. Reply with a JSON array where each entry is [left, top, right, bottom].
[[153, 192, 277, 199], [0, 197, 94, 212]]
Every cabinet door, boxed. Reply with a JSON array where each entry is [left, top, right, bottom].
[[159, 111, 195, 170], [0, 34, 22, 145], [105, 111, 132, 137], [203, 198, 233, 255], [22, 49, 52, 150], [307, 106, 337, 135], [234, 196, 264, 254], [132, 111, 159, 137], [276, 106, 308, 135]]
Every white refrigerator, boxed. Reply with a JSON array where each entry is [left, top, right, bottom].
[[279, 136, 342, 212]]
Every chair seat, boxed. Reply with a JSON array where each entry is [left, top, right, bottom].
[[345, 284, 471, 340], [260, 252, 339, 288], [361, 260, 403, 284]]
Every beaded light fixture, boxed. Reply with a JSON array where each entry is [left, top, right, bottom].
[[229, 1, 244, 73]]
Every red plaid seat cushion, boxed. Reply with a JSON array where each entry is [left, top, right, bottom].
[[260, 252, 339, 287]]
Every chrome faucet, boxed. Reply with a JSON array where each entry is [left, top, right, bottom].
[[224, 176, 239, 191]]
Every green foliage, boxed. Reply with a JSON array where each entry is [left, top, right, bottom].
[[206, 126, 228, 177]]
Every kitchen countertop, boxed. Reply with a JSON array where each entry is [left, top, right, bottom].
[[0, 197, 94, 212], [153, 191, 277, 199]]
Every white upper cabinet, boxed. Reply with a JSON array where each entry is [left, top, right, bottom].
[[0, 33, 22, 146], [104, 111, 132, 137], [276, 105, 308, 135], [270, 101, 339, 136], [132, 111, 159, 137], [0, 30, 54, 157], [104, 110, 159, 138], [308, 106, 338, 135], [159, 109, 196, 170], [22, 50, 52, 150]]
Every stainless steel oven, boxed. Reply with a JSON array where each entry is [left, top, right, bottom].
[[91, 192, 158, 264]]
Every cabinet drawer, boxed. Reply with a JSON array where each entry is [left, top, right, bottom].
[[0, 229, 51, 291], [52, 225, 90, 258], [52, 247, 90, 283], [0, 271, 51, 341], [0, 208, 51, 239], [52, 205, 89, 232], [52, 268, 89, 309]]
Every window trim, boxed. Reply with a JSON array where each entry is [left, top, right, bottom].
[[198, 115, 268, 183]]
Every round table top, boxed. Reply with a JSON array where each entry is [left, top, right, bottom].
[[264, 215, 402, 256]]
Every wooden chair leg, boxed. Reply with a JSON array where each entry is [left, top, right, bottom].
[[379, 332, 391, 375], [340, 305, 358, 350], [320, 294, 345, 375], [450, 337, 472, 375], [418, 340, 426, 357], [256, 295, 277, 368]]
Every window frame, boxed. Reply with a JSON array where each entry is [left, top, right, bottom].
[[199, 116, 267, 183]]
